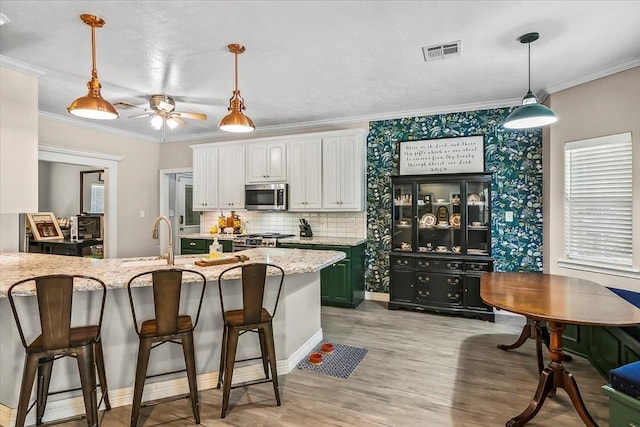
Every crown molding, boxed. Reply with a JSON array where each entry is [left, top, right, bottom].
[[0, 55, 47, 76], [166, 97, 522, 144], [39, 111, 158, 142], [544, 57, 640, 95]]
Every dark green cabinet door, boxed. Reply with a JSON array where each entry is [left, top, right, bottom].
[[320, 260, 351, 304]]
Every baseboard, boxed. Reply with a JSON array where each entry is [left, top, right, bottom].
[[0, 328, 324, 427], [365, 291, 389, 302]]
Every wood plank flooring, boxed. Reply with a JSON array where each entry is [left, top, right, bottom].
[[55, 301, 609, 426]]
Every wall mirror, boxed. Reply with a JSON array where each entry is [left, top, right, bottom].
[[80, 169, 105, 214]]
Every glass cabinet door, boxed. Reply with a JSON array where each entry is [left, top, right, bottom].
[[466, 181, 490, 255], [416, 181, 461, 254], [392, 182, 414, 251]]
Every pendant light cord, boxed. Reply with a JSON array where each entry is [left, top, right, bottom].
[[234, 51, 239, 92], [527, 42, 531, 93]]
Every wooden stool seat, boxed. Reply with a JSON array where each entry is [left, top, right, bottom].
[[28, 325, 100, 353], [224, 308, 272, 326], [139, 315, 193, 337]]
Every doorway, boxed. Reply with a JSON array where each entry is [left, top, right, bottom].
[[159, 168, 200, 255], [175, 173, 200, 248]]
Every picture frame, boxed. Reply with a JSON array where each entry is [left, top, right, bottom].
[[26, 212, 64, 241], [399, 135, 485, 175]]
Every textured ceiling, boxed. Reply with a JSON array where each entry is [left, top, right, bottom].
[[1, 1, 639, 142]]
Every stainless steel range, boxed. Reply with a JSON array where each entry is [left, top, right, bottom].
[[231, 233, 295, 252]]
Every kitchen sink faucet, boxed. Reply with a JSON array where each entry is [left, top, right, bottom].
[[152, 215, 174, 265]]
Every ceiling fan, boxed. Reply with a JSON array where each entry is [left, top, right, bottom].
[[115, 95, 207, 140]]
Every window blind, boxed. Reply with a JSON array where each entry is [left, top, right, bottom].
[[564, 133, 632, 266], [90, 183, 105, 213]]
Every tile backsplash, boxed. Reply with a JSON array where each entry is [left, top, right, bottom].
[[201, 211, 367, 238]]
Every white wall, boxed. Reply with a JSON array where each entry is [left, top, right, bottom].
[[545, 66, 640, 291], [38, 161, 87, 218], [38, 118, 162, 258], [0, 67, 39, 251]]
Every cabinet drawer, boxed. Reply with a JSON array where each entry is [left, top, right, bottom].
[[391, 257, 415, 268], [415, 273, 463, 306], [464, 261, 491, 272], [181, 238, 209, 252], [417, 259, 462, 271]]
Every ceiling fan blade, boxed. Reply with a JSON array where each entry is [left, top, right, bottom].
[[172, 116, 188, 126], [114, 102, 148, 111], [128, 112, 154, 119], [175, 111, 207, 121]]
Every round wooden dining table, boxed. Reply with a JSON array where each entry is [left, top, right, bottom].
[[481, 272, 640, 427]]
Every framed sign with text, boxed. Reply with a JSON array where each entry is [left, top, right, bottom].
[[399, 135, 485, 175]]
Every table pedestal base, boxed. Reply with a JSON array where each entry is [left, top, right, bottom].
[[506, 322, 597, 427], [498, 320, 572, 374]]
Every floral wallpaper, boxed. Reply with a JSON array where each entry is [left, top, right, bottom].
[[365, 108, 543, 293]]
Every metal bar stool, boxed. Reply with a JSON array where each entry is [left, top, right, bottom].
[[216, 263, 285, 418], [8, 274, 110, 427], [126, 268, 207, 427]]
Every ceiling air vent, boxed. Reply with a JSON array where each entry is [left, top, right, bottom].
[[422, 40, 461, 62]]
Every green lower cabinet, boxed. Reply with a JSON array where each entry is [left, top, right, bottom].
[[180, 237, 232, 254], [321, 260, 351, 305], [563, 324, 591, 358], [279, 242, 365, 308], [562, 324, 640, 379]]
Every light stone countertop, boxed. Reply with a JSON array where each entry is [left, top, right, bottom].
[[179, 233, 366, 246], [0, 248, 345, 297]]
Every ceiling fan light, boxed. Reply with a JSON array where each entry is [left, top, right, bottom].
[[150, 115, 163, 130], [166, 117, 180, 130]]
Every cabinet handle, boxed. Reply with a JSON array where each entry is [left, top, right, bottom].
[[447, 278, 459, 284], [419, 261, 430, 267], [189, 242, 196, 246]]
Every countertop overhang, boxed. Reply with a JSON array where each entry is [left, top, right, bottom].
[[0, 247, 346, 297]]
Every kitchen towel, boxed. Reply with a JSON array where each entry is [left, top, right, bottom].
[[296, 341, 367, 379]]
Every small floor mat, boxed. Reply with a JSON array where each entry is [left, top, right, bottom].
[[296, 341, 368, 379]]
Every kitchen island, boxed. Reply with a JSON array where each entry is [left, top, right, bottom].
[[0, 248, 345, 426]]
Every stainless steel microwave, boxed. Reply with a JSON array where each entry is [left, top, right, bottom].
[[245, 183, 288, 211]]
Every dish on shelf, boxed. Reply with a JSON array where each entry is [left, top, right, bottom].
[[436, 223, 449, 229], [467, 193, 481, 204], [450, 213, 461, 227], [436, 198, 447, 203], [468, 248, 487, 254], [452, 246, 461, 253], [420, 213, 437, 227], [435, 246, 448, 252]]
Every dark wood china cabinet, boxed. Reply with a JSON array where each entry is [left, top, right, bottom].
[[389, 173, 494, 321]]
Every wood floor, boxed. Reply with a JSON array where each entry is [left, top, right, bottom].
[[56, 301, 609, 426]]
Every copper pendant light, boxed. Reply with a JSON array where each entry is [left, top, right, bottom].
[[67, 14, 119, 120], [219, 44, 255, 133]]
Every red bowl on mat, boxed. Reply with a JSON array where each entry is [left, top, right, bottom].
[[321, 342, 334, 354], [309, 352, 323, 365]]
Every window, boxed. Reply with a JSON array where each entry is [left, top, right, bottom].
[[563, 132, 633, 273], [90, 183, 105, 213]]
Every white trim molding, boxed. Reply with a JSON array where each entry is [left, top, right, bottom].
[[0, 55, 47, 77], [38, 145, 123, 259]]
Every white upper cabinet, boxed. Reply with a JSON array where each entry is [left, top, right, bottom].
[[192, 146, 218, 210], [288, 138, 322, 211], [322, 134, 365, 211], [217, 144, 245, 209], [246, 141, 287, 183]]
